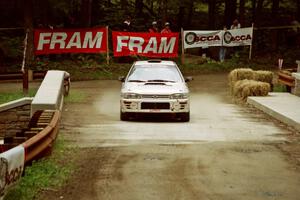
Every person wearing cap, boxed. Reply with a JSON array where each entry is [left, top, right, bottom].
[[161, 22, 172, 33], [149, 21, 159, 33], [122, 16, 131, 32]]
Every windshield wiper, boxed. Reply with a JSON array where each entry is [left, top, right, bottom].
[[128, 80, 146, 82], [147, 79, 175, 83]]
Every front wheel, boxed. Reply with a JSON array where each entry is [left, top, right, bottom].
[[180, 112, 190, 122], [120, 111, 128, 121]]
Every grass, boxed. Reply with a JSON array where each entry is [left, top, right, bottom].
[[4, 136, 77, 200], [0, 89, 36, 105], [273, 84, 288, 92], [64, 89, 87, 103]]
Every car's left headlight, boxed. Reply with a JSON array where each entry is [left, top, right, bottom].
[[170, 93, 188, 99], [121, 93, 142, 99]]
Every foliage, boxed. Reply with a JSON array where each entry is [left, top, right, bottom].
[[64, 89, 87, 103], [0, 89, 36, 105], [4, 137, 76, 200]]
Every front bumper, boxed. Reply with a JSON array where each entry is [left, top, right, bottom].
[[120, 98, 189, 113]]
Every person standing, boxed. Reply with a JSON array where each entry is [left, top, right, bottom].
[[149, 21, 159, 33], [161, 22, 172, 33], [123, 16, 132, 32], [219, 26, 227, 62], [230, 19, 241, 29]]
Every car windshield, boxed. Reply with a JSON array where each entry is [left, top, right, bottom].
[[127, 65, 183, 83]]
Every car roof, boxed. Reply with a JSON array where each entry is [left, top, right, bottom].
[[134, 60, 176, 66]]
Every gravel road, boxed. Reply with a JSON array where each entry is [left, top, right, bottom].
[[39, 74, 300, 200]]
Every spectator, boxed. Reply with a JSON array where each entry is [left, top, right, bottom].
[[161, 22, 172, 33], [123, 16, 132, 32], [219, 26, 227, 62], [230, 19, 241, 29], [149, 21, 159, 33]]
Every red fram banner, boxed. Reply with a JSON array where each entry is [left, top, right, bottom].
[[34, 28, 108, 55], [112, 32, 179, 58]]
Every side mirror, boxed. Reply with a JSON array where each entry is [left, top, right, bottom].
[[185, 76, 193, 82], [118, 76, 125, 82]]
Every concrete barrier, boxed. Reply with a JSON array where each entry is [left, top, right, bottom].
[[31, 70, 66, 116]]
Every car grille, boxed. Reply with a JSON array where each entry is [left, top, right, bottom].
[[141, 102, 170, 109], [141, 94, 170, 99]]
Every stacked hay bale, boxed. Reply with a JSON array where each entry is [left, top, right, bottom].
[[228, 68, 273, 101]]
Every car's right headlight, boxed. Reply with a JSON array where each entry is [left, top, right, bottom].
[[121, 93, 141, 99], [170, 93, 188, 99]]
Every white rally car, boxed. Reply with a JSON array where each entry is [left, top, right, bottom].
[[119, 60, 191, 122]]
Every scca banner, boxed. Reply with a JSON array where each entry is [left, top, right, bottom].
[[34, 28, 108, 55], [223, 27, 253, 47], [184, 30, 223, 49], [112, 32, 179, 57]]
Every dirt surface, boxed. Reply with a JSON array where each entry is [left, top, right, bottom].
[[16, 74, 300, 200]]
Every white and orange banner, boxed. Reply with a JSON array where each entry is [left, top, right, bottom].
[[223, 27, 253, 47], [34, 28, 108, 55], [0, 145, 25, 198], [112, 32, 179, 57], [184, 30, 223, 48], [183, 27, 253, 49]]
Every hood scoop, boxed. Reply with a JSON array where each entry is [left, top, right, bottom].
[[144, 82, 166, 85]]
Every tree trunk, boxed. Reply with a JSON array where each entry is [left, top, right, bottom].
[[161, 0, 168, 23], [297, 0, 300, 21], [239, 0, 245, 26], [225, 0, 237, 28], [272, 0, 279, 23], [208, 0, 216, 29], [252, 0, 256, 23], [81, 0, 93, 27], [186, 0, 194, 28], [135, 0, 143, 17], [255, 0, 264, 26]]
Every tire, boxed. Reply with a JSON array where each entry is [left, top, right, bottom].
[[181, 112, 190, 122], [120, 111, 128, 121]]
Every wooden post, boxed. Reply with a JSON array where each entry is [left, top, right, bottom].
[[106, 26, 110, 65], [22, 31, 29, 95], [249, 23, 254, 60], [181, 28, 185, 64]]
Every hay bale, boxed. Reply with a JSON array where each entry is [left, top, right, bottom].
[[253, 70, 273, 84], [228, 68, 254, 94], [233, 80, 270, 101]]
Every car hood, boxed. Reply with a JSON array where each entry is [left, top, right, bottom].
[[122, 82, 189, 94]]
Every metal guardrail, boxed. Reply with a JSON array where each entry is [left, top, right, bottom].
[[22, 110, 60, 163]]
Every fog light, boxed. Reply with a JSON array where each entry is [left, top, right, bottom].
[[173, 102, 181, 111], [130, 102, 138, 109]]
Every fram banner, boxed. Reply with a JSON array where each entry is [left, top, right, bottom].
[[112, 32, 179, 57], [34, 28, 108, 55], [184, 30, 223, 48], [0, 145, 25, 198], [223, 27, 253, 47], [183, 27, 253, 49]]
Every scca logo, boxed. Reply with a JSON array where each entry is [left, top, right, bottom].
[[185, 32, 220, 45], [223, 31, 252, 44]]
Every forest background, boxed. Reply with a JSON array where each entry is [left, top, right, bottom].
[[0, 0, 299, 77]]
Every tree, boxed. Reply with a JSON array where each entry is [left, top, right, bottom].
[[239, 0, 245, 26], [81, 0, 93, 27], [208, 0, 216, 29], [24, 0, 34, 94], [224, 0, 237, 27]]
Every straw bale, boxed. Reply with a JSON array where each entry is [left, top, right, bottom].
[[253, 70, 273, 84], [228, 68, 254, 94], [233, 80, 270, 101]]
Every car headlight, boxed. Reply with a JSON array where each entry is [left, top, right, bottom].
[[121, 93, 141, 99], [170, 93, 188, 99]]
